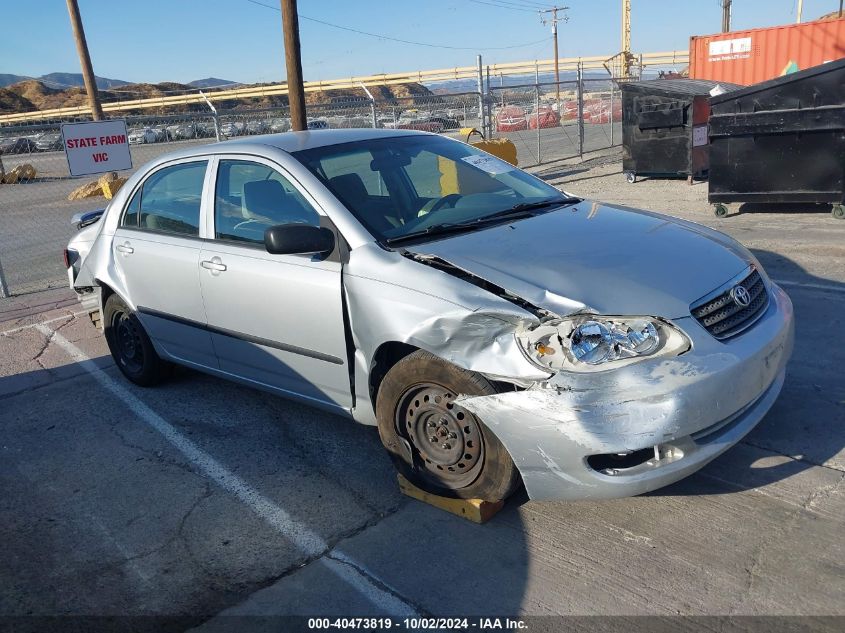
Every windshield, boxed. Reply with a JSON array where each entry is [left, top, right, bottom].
[[292, 135, 575, 244]]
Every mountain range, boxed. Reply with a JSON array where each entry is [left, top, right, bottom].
[[0, 73, 238, 90]]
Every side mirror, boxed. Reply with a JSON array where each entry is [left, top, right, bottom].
[[265, 224, 335, 256]]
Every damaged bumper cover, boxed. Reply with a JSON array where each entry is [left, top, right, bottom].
[[460, 283, 794, 501]]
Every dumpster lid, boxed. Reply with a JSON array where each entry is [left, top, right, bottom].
[[620, 79, 741, 97], [709, 57, 845, 105]]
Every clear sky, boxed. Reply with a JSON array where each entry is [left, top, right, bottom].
[[1, 0, 840, 85]]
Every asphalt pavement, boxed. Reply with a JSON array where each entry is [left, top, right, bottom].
[[0, 149, 843, 632]]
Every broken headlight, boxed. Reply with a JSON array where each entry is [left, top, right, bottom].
[[517, 315, 690, 373]]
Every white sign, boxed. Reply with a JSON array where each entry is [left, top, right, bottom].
[[461, 154, 513, 175], [708, 36, 752, 61], [692, 125, 709, 148], [61, 120, 132, 176]]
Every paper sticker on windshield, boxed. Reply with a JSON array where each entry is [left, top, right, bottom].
[[461, 154, 514, 174]]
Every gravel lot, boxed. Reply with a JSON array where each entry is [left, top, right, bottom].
[[0, 148, 843, 632]]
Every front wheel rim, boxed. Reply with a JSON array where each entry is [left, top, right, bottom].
[[396, 383, 485, 490]]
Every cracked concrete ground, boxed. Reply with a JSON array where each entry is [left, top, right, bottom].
[[0, 152, 843, 630]]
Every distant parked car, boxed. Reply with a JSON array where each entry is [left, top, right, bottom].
[[166, 123, 197, 141], [150, 125, 168, 142], [397, 120, 444, 133], [196, 122, 217, 138], [495, 106, 528, 132], [528, 106, 560, 130], [307, 119, 328, 130], [35, 132, 64, 152], [268, 117, 291, 133], [426, 110, 461, 130], [220, 121, 246, 137], [245, 120, 269, 135], [128, 127, 158, 145], [0, 136, 36, 154]]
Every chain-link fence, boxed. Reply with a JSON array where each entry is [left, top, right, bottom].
[[0, 80, 620, 297], [487, 77, 622, 166], [0, 91, 486, 297]]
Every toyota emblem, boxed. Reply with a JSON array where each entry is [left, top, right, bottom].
[[730, 285, 752, 308]]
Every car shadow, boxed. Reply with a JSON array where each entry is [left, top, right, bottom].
[[734, 202, 837, 217], [651, 248, 845, 497]]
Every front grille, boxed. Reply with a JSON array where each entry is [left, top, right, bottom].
[[691, 269, 769, 339]]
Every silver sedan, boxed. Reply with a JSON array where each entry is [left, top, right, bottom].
[[65, 129, 793, 503]]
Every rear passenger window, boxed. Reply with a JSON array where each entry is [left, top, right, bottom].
[[132, 161, 208, 236], [214, 160, 319, 245]]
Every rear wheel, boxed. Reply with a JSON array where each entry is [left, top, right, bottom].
[[103, 293, 170, 387], [832, 204, 845, 220], [376, 350, 520, 502], [624, 171, 636, 184], [714, 203, 729, 217]]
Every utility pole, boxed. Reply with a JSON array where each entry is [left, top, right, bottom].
[[539, 7, 568, 115], [796, 0, 804, 23], [620, 0, 631, 77], [65, 0, 103, 121], [281, 0, 306, 131], [721, 0, 732, 32]]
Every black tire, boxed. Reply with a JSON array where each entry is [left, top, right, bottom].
[[103, 293, 170, 387], [714, 204, 729, 217], [832, 205, 845, 220], [376, 350, 520, 503], [624, 171, 636, 184]]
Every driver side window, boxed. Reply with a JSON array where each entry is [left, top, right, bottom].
[[214, 160, 319, 245]]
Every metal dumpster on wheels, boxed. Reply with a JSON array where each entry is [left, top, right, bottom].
[[621, 79, 738, 183], [708, 58, 845, 219]]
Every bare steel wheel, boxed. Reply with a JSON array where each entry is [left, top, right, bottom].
[[376, 350, 521, 502], [398, 383, 485, 490]]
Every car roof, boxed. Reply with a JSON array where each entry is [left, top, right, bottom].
[[142, 128, 439, 165], [233, 127, 429, 152]]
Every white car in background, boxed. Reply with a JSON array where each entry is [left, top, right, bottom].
[[128, 127, 158, 145]]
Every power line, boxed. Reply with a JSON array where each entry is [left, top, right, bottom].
[[466, 0, 540, 12], [244, 0, 548, 50]]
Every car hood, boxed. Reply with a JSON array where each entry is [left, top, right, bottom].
[[404, 201, 753, 319]]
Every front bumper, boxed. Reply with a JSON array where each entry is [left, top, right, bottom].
[[460, 283, 794, 501]]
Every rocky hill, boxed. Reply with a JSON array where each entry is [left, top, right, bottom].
[[0, 79, 435, 116]]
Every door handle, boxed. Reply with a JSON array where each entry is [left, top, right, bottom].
[[116, 242, 134, 255], [201, 257, 227, 273]]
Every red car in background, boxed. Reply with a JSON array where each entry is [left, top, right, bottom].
[[495, 105, 528, 132], [528, 106, 560, 129]]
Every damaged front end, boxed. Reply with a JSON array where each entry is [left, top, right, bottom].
[[348, 243, 794, 501]]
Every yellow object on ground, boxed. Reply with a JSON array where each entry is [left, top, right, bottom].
[[397, 474, 505, 524], [1, 163, 36, 184], [67, 171, 127, 200]]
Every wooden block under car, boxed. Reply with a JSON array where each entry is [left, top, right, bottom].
[[396, 474, 504, 524]]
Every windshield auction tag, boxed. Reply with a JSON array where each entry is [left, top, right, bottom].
[[461, 154, 514, 175]]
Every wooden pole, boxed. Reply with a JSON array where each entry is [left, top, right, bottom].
[[721, 0, 732, 32], [65, 0, 103, 121], [281, 0, 306, 131]]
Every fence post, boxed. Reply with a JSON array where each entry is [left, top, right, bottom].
[[535, 67, 541, 165], [610, 79, 615, 146], [476, 54, 484, 124], [0, 251, 10, 298], [358, 83, 377, 129], [485, 65, 492, 138], [577, 62, 585, 158]]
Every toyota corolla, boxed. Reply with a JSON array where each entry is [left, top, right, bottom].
[[65, 129, 794, 503]]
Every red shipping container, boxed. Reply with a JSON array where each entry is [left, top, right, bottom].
[[689, 17, 845, 85]]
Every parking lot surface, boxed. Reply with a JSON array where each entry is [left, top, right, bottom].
[[1, 152, 843, 631]]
